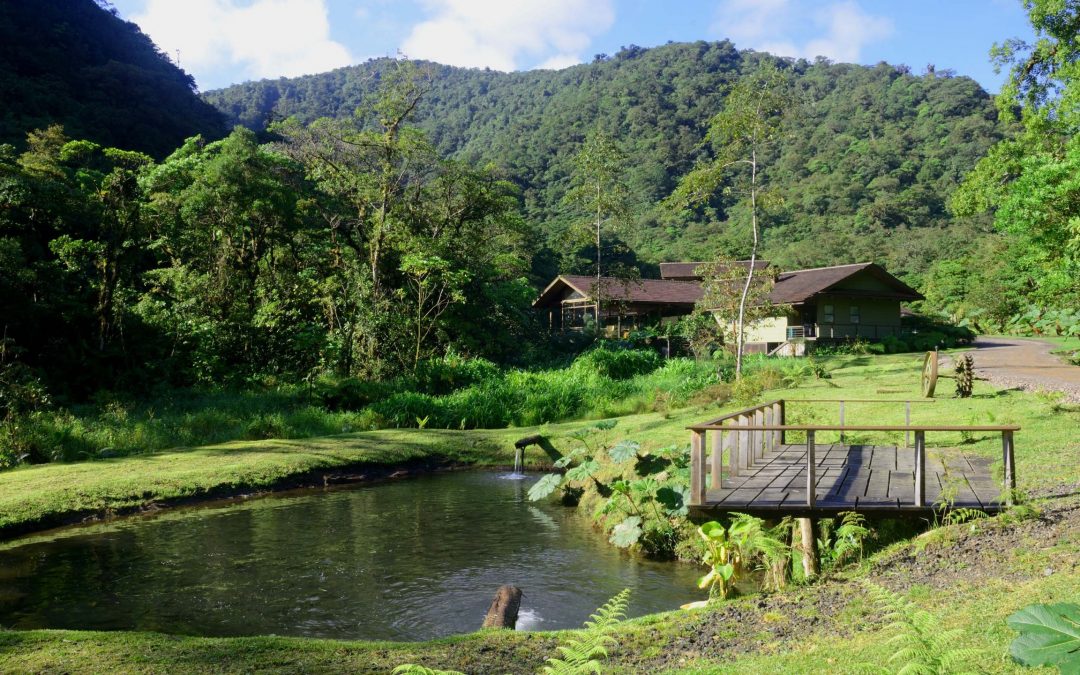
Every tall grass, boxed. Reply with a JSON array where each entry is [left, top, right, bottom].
[[1, 346, 817, 467]]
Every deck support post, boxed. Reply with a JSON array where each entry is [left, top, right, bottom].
[[805, 430, 816, 508], [1003, 430, 1015, 504], [797, 518, 819, 579], [690, 430, 706, 506], [710, 430, 723, 490], [914, 430, 926, 507]]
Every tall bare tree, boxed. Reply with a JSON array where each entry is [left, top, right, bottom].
[[668, 63, 792, 377], [563, 128, 630, 330]]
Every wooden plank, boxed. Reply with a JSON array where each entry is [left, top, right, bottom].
[[690, 430, 706, 505], [889, 471, 915, 504], [717, 486, 767, 506]]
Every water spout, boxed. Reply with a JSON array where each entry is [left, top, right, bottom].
[[500, 446, 527, 480]]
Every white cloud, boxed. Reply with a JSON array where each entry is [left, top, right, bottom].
[[132, 0, 353, 86], [711, 0, 893, 64], [401, 0, 615, 71]]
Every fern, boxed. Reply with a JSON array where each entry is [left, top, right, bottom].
[[940, 507, 988, 528], [831, 512, 870, 567], [862, 582, 982, 674], [543, 589, 631, 674]]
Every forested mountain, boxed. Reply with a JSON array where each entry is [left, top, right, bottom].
[[206, 42, 1006, 283], [0, 0, 225, 158]]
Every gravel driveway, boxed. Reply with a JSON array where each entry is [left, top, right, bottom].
[[967, 336, 1080, 402]]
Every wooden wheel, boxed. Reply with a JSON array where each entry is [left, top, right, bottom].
[[921, 350, 939, 398]]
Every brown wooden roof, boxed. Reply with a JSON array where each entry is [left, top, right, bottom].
[[770, 263, 923, 304], [534, 263, 921, 309], [660, 260, 770, 280], [533, 275, 703, 307]]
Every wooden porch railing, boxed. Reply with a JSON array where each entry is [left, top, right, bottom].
[[687, 399, 1019, 510]]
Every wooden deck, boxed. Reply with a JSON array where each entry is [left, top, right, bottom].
[[696, 442, 1003, 517], [687, 399, 1018, 518]]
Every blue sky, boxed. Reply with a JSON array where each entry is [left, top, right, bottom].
[[109, 0, 1036, 93]]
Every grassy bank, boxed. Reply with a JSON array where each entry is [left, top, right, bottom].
[[1, 349, 1078, 672]]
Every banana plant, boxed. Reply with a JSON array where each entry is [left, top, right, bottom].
[[696, 514, 786, 601]]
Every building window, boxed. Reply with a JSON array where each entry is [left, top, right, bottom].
[[823, 304, 834, 323], [850, 306, 860, 324]]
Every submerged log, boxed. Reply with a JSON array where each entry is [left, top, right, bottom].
[[482, 585, 523, 629]]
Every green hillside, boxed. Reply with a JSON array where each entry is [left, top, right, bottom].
[[206, 43, 1007, 282], [0, 0, 225, 158]]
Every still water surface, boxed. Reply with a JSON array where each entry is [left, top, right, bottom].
[[0, 471, 700, 641]]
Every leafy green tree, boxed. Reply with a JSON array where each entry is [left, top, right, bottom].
[[399, 253, 468, 370], [273, 61, 439, 377], [951, 0, 1080, 319], [669, 63, 792, 377], [140, 128, 313, 381]]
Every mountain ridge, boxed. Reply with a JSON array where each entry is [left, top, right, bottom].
[[205, 41, 1006, 283]]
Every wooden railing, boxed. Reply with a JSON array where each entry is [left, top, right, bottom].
[[688, 400, 784, 505], [687, 399, 1019, 509]]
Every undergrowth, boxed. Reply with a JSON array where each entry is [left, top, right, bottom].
[[1, 346, 814, 468]]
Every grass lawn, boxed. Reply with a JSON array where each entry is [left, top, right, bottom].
[[1, 350, 1078, 673]]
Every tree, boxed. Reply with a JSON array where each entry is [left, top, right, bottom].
[[563, 128, 630, 329], [274, 60, 439, 377], [668, 63, 792, 378], [400, 253, 468, 370], [692, 257, 784, 363], [140, 128, 313, 381], [950, 0, 1080, 319]]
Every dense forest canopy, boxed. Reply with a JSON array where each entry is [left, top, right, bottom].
[[0, 0, 225, 158], [205, 42, 1006, 285], [1, 0, 1077, 435]]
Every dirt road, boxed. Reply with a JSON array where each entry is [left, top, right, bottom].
[[968, 336, 1080, 402]]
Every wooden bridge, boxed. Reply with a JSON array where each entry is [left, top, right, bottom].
[[688, 399, 1018, 517]]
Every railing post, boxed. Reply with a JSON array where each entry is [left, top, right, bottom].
[[778, 400, 786, 445], [690, 430, 706, 506], [753, 409, 764, 460], [711, 429, 723, 490], [914, 430, 925, 507], [806, 430, 816, 507], [727, 427, 739, 477], [905, 401, 911, 448], [764, 405, 774, 453], [739, 416, 751, 468], [1003, 430, 1015, 504], [839, 400, 845, 444], [772, 402, 781, 450]]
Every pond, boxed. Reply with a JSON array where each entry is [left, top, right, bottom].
[[0, 471, 701, 641]]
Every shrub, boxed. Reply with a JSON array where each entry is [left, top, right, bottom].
[[880, 335, 910, 353], [411, 352, 500, 396], [316, 377, 396, 411], [572, 347, 661, 380], [369, 391, 441, 428]]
